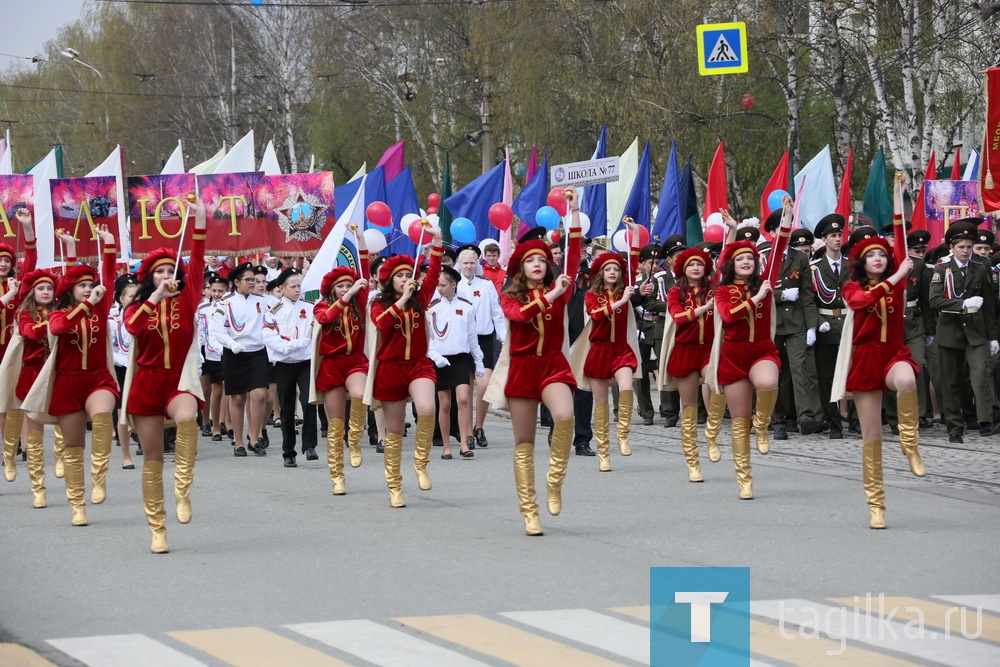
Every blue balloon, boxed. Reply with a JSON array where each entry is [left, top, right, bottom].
[[535, 205, 560, 231], [767, 189, 790, 212], [451, 217, 476, 244]]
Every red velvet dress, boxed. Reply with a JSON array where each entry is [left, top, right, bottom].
[[501, 229, 583, 400], [0, 241, 37, 365], [370, 248, 442, 402], [16, 309, 49, 401], [315, 259, 371, 391], [666, 284, 714, 378], [714, 280, 780, 385], [47, 243, 120, 415], [123, 234, 207, 417], [844, 279, 917, 392], [583, 290, 638, 379]]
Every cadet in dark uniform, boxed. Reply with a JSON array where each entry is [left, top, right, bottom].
[[765, 216, 824, 440], [928, 220, 1000, 443], [810, 214, 851, 439], [972, 228, 1000, 426]]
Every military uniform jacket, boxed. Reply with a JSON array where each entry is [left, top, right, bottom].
[[929, 256, 999, 348], [773, 249, 818, 335], [810, 253, 849, 345], [902, 256, 935, 341], [633, 269, 673, 344]]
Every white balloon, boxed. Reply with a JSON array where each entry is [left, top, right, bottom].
[[400, 212, 421, 232], [612, 229, 629, 252], [705, 212, 724, 227], [364, 228, 387, 253], [426, 214, 440, 228], [564, 211, 591, 236], [419, 208, 428, 218]]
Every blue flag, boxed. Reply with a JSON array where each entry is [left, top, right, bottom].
[[512, 154, 548, 236], [652, 140, 682, 243], [618, 141, 652, 235], [385, 166, 421, 257], [444, 160, 506, 243], [582, 123, 608, 239], [680, 159, 702, 245]]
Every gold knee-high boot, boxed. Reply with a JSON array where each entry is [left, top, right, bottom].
[[63, 446, 87, 526], [617, 389, 634, 456], [173, 419, 198, 524], [594, 402, 611, 472], [705, 392, 726, 463], [514, 442, 542, 536], [681, 406, 703, 482], [3, 408, 24, 482], [731, 417, 753, 499], [327, 417, 346, 495], [546, 419, 574, 516], [896, 389, 925, 477], [26, 429, 46, 508], [347, 400, 366, 468], [143, 460, 169, 553], [752, 388, 778, 455], [413, 414, 435, 491], [863, 441, 886, 529], [89, 412, 113, 504], [53, 425, 65, 478], [383, 432, 405, 507]]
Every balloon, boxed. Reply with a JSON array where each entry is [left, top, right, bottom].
[[366, 201, 392, 229], [547, 230, 561, 244], [427, 193, 441, 208], [705, 212, 724, 228], [577, 212, 591, 236], [400, 213, 421, 234], [407, 219, 430, 244], [427, 206, 438, 215], [425, 214, 440, 228], [546, 188, 567, 216], [451, 217, 476, 244], [766, 189, 789, 212], [364, 229, 387, 253], [612, 229, 629, 252], [488, 202, 514, 231], [704, 225, 726, 243], [535, 205, 560, 231]]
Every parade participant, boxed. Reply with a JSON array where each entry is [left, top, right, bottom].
[[368, 224, 444, 508], [837, 226, 924, 529], [567, 242, 596, 456], [198, 273, 228, 440], [428, 265, 484, 459], [575, 218, 641, 472], [712, 209, 782, 500], [481, 240, 506, 294], [660, 247, 720, 482], [635, 240, 677, 426], [123, 197, 207, 553], [110, 274, 138, 469], [810, 214, 850, 439], [262, 255, 282, 281], [929, 219, 1000, 443], [456, 245, 506, 448], [263, 268, 317, 469], [490, 187, 583, 536]]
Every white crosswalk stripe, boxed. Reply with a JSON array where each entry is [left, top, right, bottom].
[[46, 634, 209, 667], [934, 594, 1000, 616], [500, 609, 649, 664]]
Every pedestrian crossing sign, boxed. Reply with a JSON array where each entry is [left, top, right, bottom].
[[696, 22, 748, 76]]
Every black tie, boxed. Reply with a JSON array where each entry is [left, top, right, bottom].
[[961, 265, 968, 279], [833, 262, 839, 277]]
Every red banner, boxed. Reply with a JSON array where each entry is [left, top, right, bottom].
[[0, 175, 34, 253], [261, 172, 335, 257], [127, 173, 197, 259], [50, 176, 121, 262], [981, 68, 1000, 212]]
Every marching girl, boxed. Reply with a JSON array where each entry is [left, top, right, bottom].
[[368, 223, 444, 508], [122, 198, 207, 553], [494, 186, 583, 536], [111, 274, 139, 469], [312, 232, 371, 495], [578, 218, 641, 472], [839, 231, 923, 529]]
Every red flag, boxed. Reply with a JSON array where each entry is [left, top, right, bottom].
[[760, 149, 790, 218], [526, 146, 539, 182], [835, 149, 853, 220], [909, 150, 935, 232], [981, 68, 1000, 212], [950, 145, 962, 180], [703, 142, 728, 221]]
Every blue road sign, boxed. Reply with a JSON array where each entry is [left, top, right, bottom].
[[696, 22, 748, 76]]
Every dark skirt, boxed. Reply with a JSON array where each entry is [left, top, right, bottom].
[[436, 353, 473, 391]]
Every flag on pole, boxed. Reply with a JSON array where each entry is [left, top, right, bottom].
[[702, 142, 728, 222], [910, 150, 935, 232], [0, 129, 11, 175], [348, 162, 366, 182], [836, 149, 854, 221], [189, 145, 226, 175], [760, 150, 790, 218], [582, 124, 608, 239], [792, 145, 838, 231], [28, 149, 60, 268], [618, 141, 652, 234], [606, 137, 639, 236], [259, 140, 281, 176], [215, 130, 255, 174], [444, 160, 506, 243], [526, 146, 539, 182], [861, 146, 892, 232], [963, 148, 981, 182], [386, 166, 421, 257], [981, 68, 1000, 212], [651, 141, 682, 242], [301, 175, 365, 294], [950, 146, 962, 180], [500, 148, 514, 264], [512, 154, 548, 239], [439, 151, 453, 244], [87, 146, 130, 260], [679, 158, 702, 245], [375, 141, 405, 182], [161, 141, 185, 175]]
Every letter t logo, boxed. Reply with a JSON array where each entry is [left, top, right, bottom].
[[674, 591, 729, 642]]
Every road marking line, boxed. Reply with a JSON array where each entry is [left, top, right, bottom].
[[395, 614, 625, 667], [501, 609, 648, 664], [752, 599, 1000, 666], [830, 596, 1000, 645], [285, 619, 489, 667], [748, 619, 921, 666], [168, 627, 351, 667], [0, 644, 60, 666], [46, 634, 208, 667], [934, 595, 1000, 617]]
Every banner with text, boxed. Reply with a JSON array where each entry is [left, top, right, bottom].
[[50, 176, 121, 262], [0, 175, 34, 253]]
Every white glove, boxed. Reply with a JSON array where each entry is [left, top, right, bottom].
[[434, 357, 450, 369], [991, 340, 999, 357], [819, 321, 831, 333], [230, 342, 246, 355], [781, 287, 800, 302], [295, 337, 311, 349], [806, 328, 816, 347], [926, 335, 935, 347], [475, 362, 485, 378], [964, 296, 984, 313]]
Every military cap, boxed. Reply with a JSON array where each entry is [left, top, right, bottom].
[[639, 244, 659, 262], [660, 234, 687, 257], [789, 228, 814, 248], [763, 209, 782, 233], [945, 219, 980, 244], [520, 226, 548, 243], [814, 213, 846, 238], [275, 267, 302, 286], [455, 243, 481, 258], [975, 228, 996, 247], [736, 226, 761, 243], [906, 230, 931, 249]]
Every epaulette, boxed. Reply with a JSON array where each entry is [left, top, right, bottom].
[[428, 298, 441, 307], [456, 296, 473, 306], [214, 309, 225, 316], [269, 302, 284, 315], [809, 258, 822, 266]]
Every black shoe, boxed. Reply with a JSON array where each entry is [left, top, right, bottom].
[[212, 434, 223, 442], [540, 418, 554, 428], [642, 417, 654, 426], [800, 418, 818, 435], [950, 433, 964, 444], [890, 425, 899, 435], [200, 425, 212, 437], [966, 417, 980, 432], [283, 456, 297, 468], [466, 436, 477, 453], [376, 440, 384, 454], [304, 447, 319, 461], [234, 446, 247, 457], [136, 445, 143, 456], [474, 427, 488, 448], [250, 439, 267, 456], [164, 441, 175, 454], [813, 420, 828, 434], [848, 419, 861, 434], [919, 417, 932, 430], [664, 417, 678, 428], [786, 422, 800, 433], [829, 426, 843, 440], [697, 413, 707, 425], [773, 425, 788, 440], [227, 429, 234, 441], [575, 444, 596, 456], [267, 415, 275, 426], [261, 429, 270, 448], [321, 429, 328, 439], [433, 438, 443, 447], [441, 453, 453, 460], [980, 422, 1000, 437]]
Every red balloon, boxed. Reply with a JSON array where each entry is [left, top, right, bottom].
[[408, 219, 430, 244], [488, 202, 514, 231], [426, 206, 438, 215], [741, 93, 754, 109], [547, 188, 567, 216], [548, 230, 561, 244], [366, 201, 392, 228], [703, 225, 726, 243], [427, 193, 441, 208]]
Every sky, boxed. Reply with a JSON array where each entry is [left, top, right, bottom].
[[3, 1, 88, 63]]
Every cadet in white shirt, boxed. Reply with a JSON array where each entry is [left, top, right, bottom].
[[198, 273, 228, 441], [456, 246, 506, 449], [428, 265, 484, 459]]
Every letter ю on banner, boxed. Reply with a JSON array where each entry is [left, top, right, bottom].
[[127, 173, 196, 258]]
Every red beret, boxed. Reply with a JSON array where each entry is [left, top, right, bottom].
[[137, 248, 177, 282], [377, 255, 415, 284], [0, 243, 14, 261], [719, 240, 759, 266], [320, 267, 359, 297], [507, 239, 553, 278], [17, 269, 56, 301], [591, 253, 626, 277], [56, 265, 98, 299], [849, 235, 892, 264], [673, 247, 713, 280]]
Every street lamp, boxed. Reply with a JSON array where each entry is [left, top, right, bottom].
[[60, 47, 103, 79]]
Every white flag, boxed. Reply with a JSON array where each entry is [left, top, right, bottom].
[[301, 175, 366, 294]]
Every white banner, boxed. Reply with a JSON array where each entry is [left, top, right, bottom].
[[550, 156, 620, 188]]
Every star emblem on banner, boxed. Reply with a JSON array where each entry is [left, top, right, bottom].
[[274, 188, 329, 242]]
